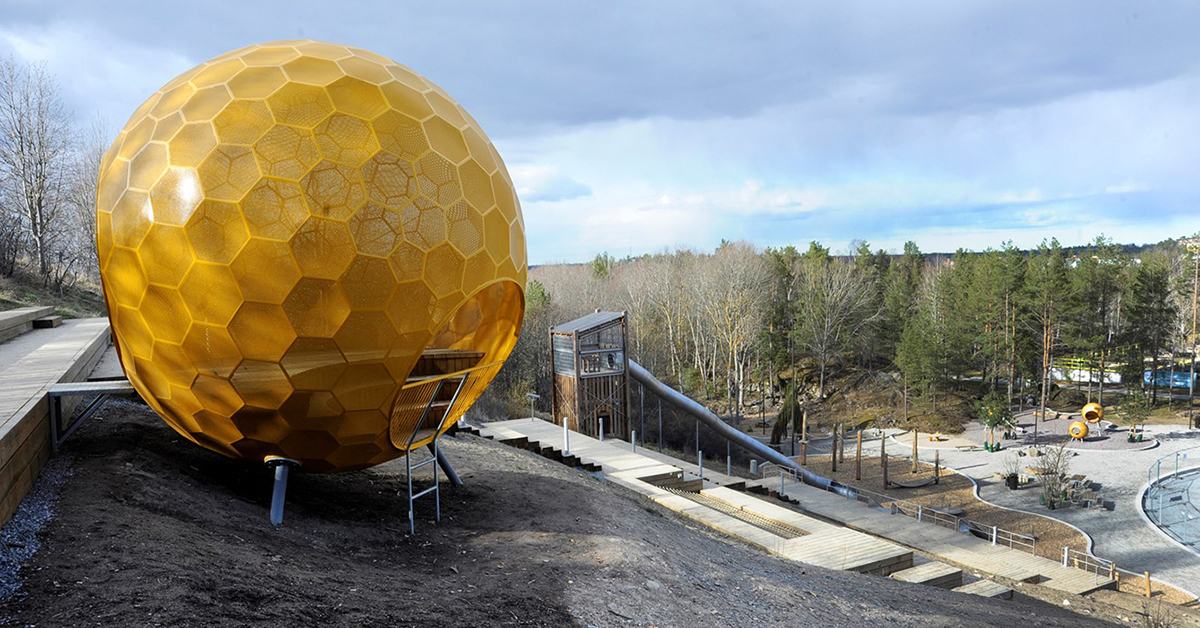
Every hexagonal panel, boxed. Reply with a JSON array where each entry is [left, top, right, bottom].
[[326, 76, 387, 119], [241, 178, 308, 241], [371, 110, 429, 161], [227, 302, 296, 364], [301, 160, 365, 220], [231, 360, 293, 409], [283, 277, 351, 337], [347, 204, 403, 257], [253, 125, 320, 180], [213, 99, 275, 145], [424, 244, 465, 298], [230, 238, 302, 303], [314, 114, 379, 167], [414, 152, 461, 205], [168, 122, 218, 168], [361, 152, 416, 208], [399, 196, 446, 251], [281, 337, 347, 390], [139, 285, 191, 344], [179, 263, 242, 325], [340, 255, 395, 309], [197, 145, 260, 202], [139, 224, 194, 286], [289, 217, 356, 280], [185, 199, 250, 264], [182, 323, 242, 378]]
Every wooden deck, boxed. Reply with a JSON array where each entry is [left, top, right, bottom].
[[749, 474, 1117, 595], [0, 318, 110, 525], [890, 561, 963, 589]]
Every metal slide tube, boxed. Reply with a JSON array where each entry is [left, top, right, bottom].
[[628, 360, 853, 498]]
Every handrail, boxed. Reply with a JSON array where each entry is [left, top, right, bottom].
[[762, 461, 1038, 555], [401, 361, 505, 390]]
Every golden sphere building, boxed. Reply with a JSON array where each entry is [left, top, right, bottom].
[[96, 41, 526, 472]]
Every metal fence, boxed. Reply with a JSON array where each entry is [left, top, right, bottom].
[[1144, 444, 1200, 550]]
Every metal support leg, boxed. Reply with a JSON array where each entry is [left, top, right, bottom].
[[264, 456, 298, 526], [431, 444, 462, 487]]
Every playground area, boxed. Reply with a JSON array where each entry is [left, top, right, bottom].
[[891, 408, 1157, 452]]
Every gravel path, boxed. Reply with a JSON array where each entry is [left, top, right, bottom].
[[0, 456, 72, 604]]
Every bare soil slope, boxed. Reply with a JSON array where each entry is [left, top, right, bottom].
[[2, 399, 1111, 627]]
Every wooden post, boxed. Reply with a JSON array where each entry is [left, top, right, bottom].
[[883, 450, 890, 488], [855, 429, 862, 481], [934, 450, 940, 484], [1145, 571, 1152, 598], [800, 441, 807, 466], [831, 426, 838, 472], [911, 429, 918, 473], [838, 423, 845, 463]]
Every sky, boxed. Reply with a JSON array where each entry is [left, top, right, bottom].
[[1, 1, 1198, 264]]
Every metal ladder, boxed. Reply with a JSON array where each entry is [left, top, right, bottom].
[[405, 373, 469, 534]]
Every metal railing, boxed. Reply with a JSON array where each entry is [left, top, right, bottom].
[[762, 461, 1040, 555], [1144, 443, 1200, 549]]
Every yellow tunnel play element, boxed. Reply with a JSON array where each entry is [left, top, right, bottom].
[[95, 41, 526, 472], [1081, 403, 1104, 423], [1068, 421, 1089, 440]]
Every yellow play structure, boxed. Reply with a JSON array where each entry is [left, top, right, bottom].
[[1068, 421, 1089, 441], [1082, 403, 1104, 423]]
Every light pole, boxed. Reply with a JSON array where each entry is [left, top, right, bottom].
[[525, 392, 540, 421]]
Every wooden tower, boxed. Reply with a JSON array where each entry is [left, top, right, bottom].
[[550, 311, 630, 438]]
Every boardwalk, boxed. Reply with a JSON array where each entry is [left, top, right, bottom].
[[473, 418, 1116, 598], [0, 315, 110, 524]]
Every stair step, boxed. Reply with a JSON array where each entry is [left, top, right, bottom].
[[953, 579, 1012, 599], [890, 561, 963, 589], [33, 315, 63, 328], [0, 306, 55, 343]]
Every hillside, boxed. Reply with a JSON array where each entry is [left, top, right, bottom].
[[0, 272, 106, 318], [1, 399, 1113, 627]]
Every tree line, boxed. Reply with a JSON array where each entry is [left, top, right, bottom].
[[0, 58, 104, 291], [491, 234, 1200, 432]]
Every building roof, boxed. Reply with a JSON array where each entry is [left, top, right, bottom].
[[550, 311, 623, 334]]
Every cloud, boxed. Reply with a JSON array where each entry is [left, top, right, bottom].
[[1, 2, 1197, 265], [510, 165, 592, 203]]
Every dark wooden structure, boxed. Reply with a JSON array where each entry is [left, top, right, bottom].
[[550, 311, 630, 439]]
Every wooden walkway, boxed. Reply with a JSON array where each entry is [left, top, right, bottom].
[[0, 317, 110, 525], [749, 475, 1117, 595], [474, 418, 1117, 599], [478, 420, 914, 576]]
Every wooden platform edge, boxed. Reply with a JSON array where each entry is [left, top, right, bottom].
[[0, 321, 110, 526]]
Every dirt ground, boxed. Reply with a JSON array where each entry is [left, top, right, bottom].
[[1, 399, 1123, 627]]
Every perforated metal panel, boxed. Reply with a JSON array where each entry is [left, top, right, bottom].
[[96, 41, 526, 472]]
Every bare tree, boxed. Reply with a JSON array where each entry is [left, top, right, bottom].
[[0, 57, 74, 283], [794, 258, 881, 399], [698, 242, 769, 414], [62, 116, 108, 283]]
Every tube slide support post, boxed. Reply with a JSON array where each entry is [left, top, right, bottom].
[[632, 430, 637, 454], [564, 417, 570, 456], [698, 450, 703, 480], [599, 417, 604, 443], [265, 456, 299, 527], [992, 526, 997, 545]]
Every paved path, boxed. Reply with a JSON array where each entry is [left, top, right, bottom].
[[858, 425, 1200, 596]]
